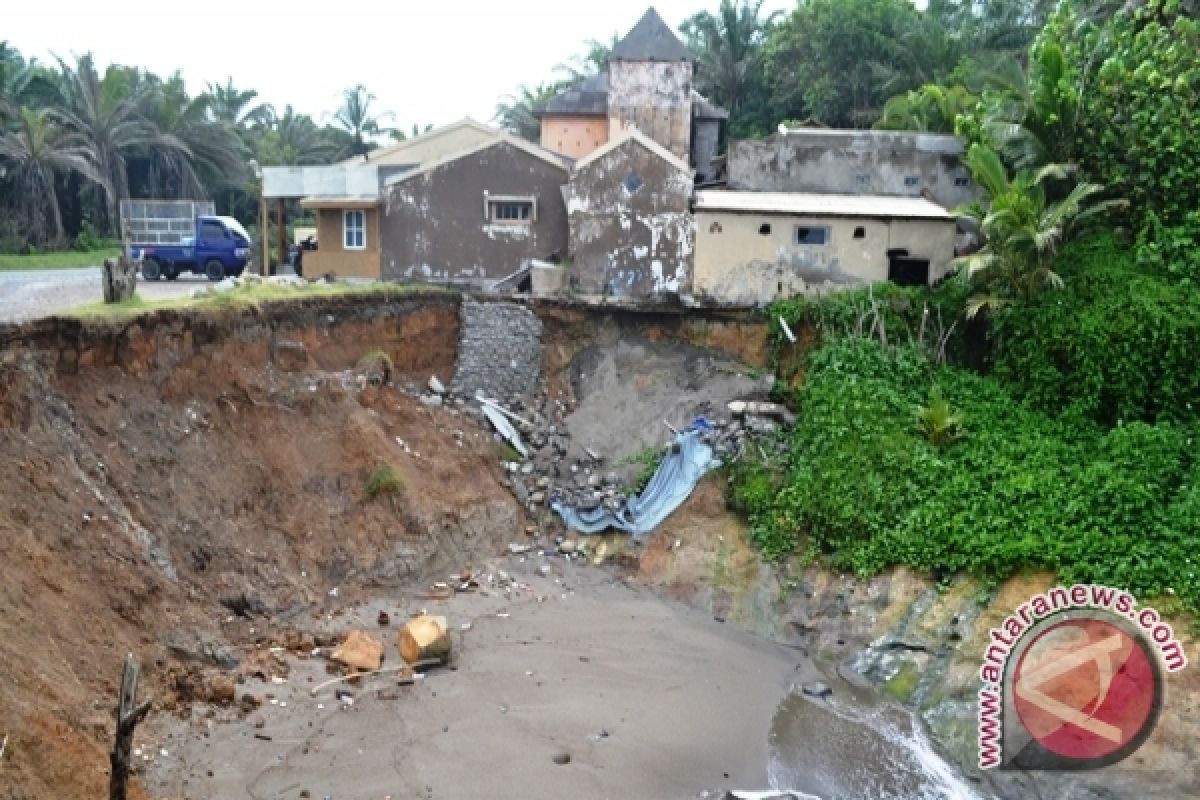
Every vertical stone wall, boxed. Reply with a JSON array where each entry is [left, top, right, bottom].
[[451, 299, 543, 402]]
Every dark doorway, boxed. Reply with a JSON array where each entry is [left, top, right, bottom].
[[886, 248, 930, 287]]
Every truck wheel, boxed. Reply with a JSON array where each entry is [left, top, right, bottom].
[[204, 259, 226, 282], [141, 257, 162, 281]]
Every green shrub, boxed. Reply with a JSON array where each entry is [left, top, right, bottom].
[[732, 336, 1200, 612], [990, 234, 1200, 425], [365, 465, 404, 497]]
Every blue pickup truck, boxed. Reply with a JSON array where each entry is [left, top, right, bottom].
[[129, 215, 253, 282]]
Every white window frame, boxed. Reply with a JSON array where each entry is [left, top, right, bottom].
[[794, 225, 831, 247], [484, 194, 537, 225], [343, 209, 366, 250]]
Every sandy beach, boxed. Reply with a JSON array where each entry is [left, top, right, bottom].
[[145, 556, 801, 800]]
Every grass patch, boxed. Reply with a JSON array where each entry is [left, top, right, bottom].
[[365, 465, 404, 497], [622, 445, 667, 493], [0, 247, 122, 270], [65, 278, 446, 320], [492, 441, 523, 463], [884, 661, 921, 703], [357, 348, 394, 373]]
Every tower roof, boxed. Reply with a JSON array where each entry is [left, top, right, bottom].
[[610, 7, 693, 62]]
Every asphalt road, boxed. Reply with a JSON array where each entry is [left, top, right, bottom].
[[0, 267, 201, 323]]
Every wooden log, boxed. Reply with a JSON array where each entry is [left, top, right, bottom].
[[102, 256, 138, 304], [110, 654, 152, 800], [399, 615, 451, 666]]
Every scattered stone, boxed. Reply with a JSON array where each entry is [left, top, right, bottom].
[[272, 340, 310, 373], [552, 751, 572, 766], [558, 540, 578, 555], [530, 492, 545, 505], [801, 682, 832, 699], [207, 674, 237, 706], [537, 565, 552, 577], [508, 543, 532, 555], [419, 394, 443, 408], [428, 375, 446, 394], [331, 631, 385, 672], [377, 610, 391, 627]]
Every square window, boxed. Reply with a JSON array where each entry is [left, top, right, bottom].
[[795, 226, 829, 246], [855, 174, 869, 186], [904, 175, 920, 187], [853, 226, 866, 239], [758, 223, 772, 235], [955, 175, 970, 187], [343, 209, 366, 250]]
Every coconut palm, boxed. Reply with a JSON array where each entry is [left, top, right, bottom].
[[53, 54, 189, 232], [254, 105, 336, 166], [205, 77, 272, 128], [0, 106, 103, 244], [333, 84, 392, 158], [680, 0, 781, 115], [143, 73, 248, 198], [955, 143, 1124, 318], [493, 83, 559, 141]]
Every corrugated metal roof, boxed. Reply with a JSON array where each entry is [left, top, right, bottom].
[[693, 190, 954, 219], [536, 73, 608, 118], [610, 8, 693, 62]]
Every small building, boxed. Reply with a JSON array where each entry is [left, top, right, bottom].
[[692, 190, 956, 307], [565, 129, 694, 299], [299, 194, 382, 279], [380, 134, 569, 286], [534, 8, 727, 176], [728, 128, 976, 210]]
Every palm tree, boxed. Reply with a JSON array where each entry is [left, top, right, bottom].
[[876, 84, 977, 132], [389, 123, 435, 142], [679, 0, 781, 115], [143, 73, 248, 198], [254, 105, 337, 166], [53, 54, 189, 232], [205, 77, 272, 127], [955, 143, 1124, 318], [0, 106, 103, 244], [333, 84, 392, 158], [555, 34, 620, 84], [493, 83, 559, 141]]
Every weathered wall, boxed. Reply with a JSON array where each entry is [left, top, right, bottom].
[[692, 118, 721, 181], [539, 115, 609, 160], [607, 61, 693, 162], [451, 299, 543, 402], [693, 211, 956, 307], [565, 138, 694, 299], [728, 130, 977, 209], [306, 208, 381, 279], [380, 142, 569, 286]]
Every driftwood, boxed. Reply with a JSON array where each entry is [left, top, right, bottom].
[[109, 654, 152, 800], [102, 256, 138, 304]]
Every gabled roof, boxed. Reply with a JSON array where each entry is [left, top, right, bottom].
[[341, 118, 497, 167], [385, 132, 568, 187], [534, 72, 609, 118], [693, 190, 954, 220], [573, 127, 692, 175], [610, 8, 693, 62]]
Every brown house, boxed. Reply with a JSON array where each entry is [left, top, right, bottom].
[[298, 197, 381, 279], [380, 135, 570, 286], [565, 129, 693, 299]]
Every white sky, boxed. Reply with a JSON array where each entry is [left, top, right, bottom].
[[5, 0, 796, 133]]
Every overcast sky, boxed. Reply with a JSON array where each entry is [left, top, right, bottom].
[[6, 0, 796, 132]]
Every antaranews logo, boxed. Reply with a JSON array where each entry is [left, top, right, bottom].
[[978, 584, 1188, 771]]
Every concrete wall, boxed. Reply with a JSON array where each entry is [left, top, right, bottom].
[[565, 138, 694, 299], [728, 130, 977, 209], [539, 115, 609, 160], [693, 211, 956, 307], [380, 142, 569, 286], [607, 61, 693, 162], [305, 207, 381, 279]]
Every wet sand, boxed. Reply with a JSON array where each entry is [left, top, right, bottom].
[[148, 557, 801, 799]]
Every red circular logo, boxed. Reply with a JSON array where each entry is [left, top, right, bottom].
[[1013, 617, 1160, 764]]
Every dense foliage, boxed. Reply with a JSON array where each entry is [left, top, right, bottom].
[[991, 235, 1200, 426], [731, 337, 1199, 613], [0, 44, 402, 252]]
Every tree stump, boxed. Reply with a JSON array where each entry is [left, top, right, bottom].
[[399, 615, 451, 665], [102, 256, 138, 304], [109, 654, 151, 800]]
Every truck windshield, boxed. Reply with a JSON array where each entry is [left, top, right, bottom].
[[217, 216, 252, 242]]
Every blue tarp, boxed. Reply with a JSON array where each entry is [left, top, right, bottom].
[[552, 430, 719, 537]]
